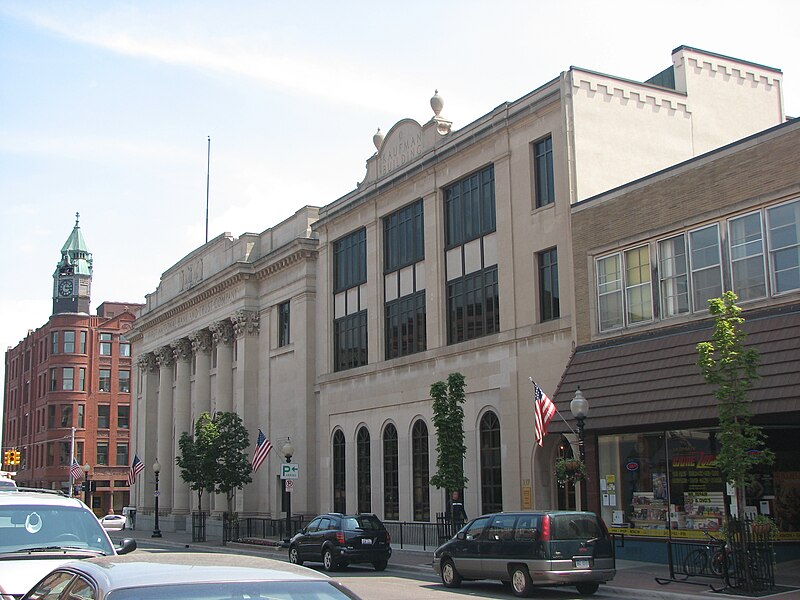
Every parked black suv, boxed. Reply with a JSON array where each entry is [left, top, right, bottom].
[[288, 513, 392, 571]]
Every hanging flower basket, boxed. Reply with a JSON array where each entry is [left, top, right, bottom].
[[555, 457, 588, 486]]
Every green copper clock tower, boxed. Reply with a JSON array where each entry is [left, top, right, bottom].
[[52, 212, 93, 315]]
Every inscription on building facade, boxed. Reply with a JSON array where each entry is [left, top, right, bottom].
[[153, 288, 243, 338], [379, 123, 423, 176]]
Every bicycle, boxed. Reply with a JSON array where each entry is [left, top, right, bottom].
[[682, 530, 728, 578]]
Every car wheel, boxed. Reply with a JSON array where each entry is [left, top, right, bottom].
[[289, 546, 303, 566], [322, 548, 338, 572], [576, 582, 600, 596], [510, 565, 533, 597], [440, 558, 462, 588], [373, 560, 388, 571]]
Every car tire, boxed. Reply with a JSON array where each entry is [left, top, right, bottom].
[[289, 546, 303, 566], [576, 582, 600, 596], [510, 565, 533, 597], [372, 560, 388, 571], [322, 548, 338, 572], [440, 558, 462, 588]]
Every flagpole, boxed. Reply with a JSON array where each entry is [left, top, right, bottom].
[[69, 427, 76, 497], [529, 378, 577, 435], [205, 136, 211, 244]]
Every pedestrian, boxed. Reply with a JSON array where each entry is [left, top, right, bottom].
[[451, 490, 467, 529]]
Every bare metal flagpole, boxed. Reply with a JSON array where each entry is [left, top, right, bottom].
[[205, 136, 211, 244], [529, 377, 577, 435]]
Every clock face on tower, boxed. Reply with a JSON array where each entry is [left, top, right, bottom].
[[59, 279, 73, 296]]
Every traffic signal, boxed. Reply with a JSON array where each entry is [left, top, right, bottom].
[[2, 450, 10, 466], [11, 450, 21, 465]]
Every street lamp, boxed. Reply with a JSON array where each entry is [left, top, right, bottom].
[[152, 460, 162, 538], [570, 388, 589, 510], [83, 463, 91, 509], [282, 439, 294, 540]]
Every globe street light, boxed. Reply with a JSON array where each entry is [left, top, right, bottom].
[[570, 388, 589, 510], [152, 460, 162, 538], [83, 463, 91, 509], [282, 439, 294, 539]]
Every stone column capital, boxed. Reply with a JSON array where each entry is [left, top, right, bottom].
[[137, 352, 158, 372], [155, 345, 176, 368], [232, 310, 260, 338], [172, 337, 193, 361], [189, 328, 213, 354], [210, 319, 235, 345]]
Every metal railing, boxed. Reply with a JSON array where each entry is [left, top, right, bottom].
[[191, 511, 207, 542]]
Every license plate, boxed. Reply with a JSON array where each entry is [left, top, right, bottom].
[[575, 559, 590, 569], [362, 538, 373, 545]]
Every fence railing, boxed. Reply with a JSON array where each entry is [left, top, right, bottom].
[[191, 511, 207, 542]]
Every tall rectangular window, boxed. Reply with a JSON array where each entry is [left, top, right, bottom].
[[77, 405, 85, 428], [79, 331, 87, 354], [47, 405, 56, 429], [333, 229, 368, 371], [384, 199, 424, 271], [278, 301, 290, 347], [116, 443, 129, 467], [333, 228, 367, 292], [447, 267, 499, 344], [96, 442, 109, 465], [729, 212, 767, 301], [49, 368, 58, 391], [119, 370, 130, 393], [99, 369, 111, 392], [60, 405, 72, 428], [99, 333, 112, 355], [98, 405, 110, 429], [119, 342, 131, 357], [538, 248, 559, 322], [445, 166, 496, 247], [51, 332, 59, 354], [63, 331, 75, 353], [62, 367, 74, 391], [333, 311, 367, 372], [118, 405, 130, 429], [625, 246, 653, 324], [689, 224, 723, 311], [597, 254, 623, 332], [78, 368, 86, 391], [597, 247, 652, 331], [385, 292, 426, 359], [533, 135, 555, 208], [766, 198, 800, 294], [658, 234, 689, 317]]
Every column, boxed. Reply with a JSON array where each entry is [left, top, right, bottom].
[[189, 328, 212, 514], [209, 318, 234, 514], [171, 337, 192, 515], [232, 310, 260, 514], [135, 353, 158, 512], [155, 345, 175, 514]]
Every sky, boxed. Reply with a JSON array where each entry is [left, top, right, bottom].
[[2, 1, 800, 430]]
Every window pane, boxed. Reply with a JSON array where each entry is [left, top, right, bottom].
[[480, 411, 503, 514], [332, 431, 346, 514], [538, 248, 560, 322], [119, 370, 130, 393], [597, 255, 623, 331], [62, 367, 74, 391], [119, 342, 131, 357], [534, 136, 555, 208], [767, 199, 800, 293], [689, 225, 722, 311], [356, 427, 371, 514], [63, 331, 75, 353], [412, 420, 430, 521], [729, 213, 766, 301], [383, 424, 399, 520], [659, 235, 689, 316], [625, 246, 652, 324], [99, 369, 111, 392]]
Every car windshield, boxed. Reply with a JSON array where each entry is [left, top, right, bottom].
[[108, 580, 359, 600], [343, 516, 382, 531], [0, 505, 114, 554]]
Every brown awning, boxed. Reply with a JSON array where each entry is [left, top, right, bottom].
[[551, 303, 800, 433]]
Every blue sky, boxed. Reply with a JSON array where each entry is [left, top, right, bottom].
[[1, 1, 799, 430]]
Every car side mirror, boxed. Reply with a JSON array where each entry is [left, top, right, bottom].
[[300, 528, 307, 534], [456, 531, 466, 540], [117, 538, 137, 555]]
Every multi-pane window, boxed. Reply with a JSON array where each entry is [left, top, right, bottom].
[[116, 443, 128, 467], [119, 342, 131, 357], [659, 234, 689, 317], [62, 367, 74, 391], [729, 212, 766, 301], [96, 442, 109, 465], [63, 331, 75, 353], [480, 411, 503, 514], [119, 370, 130, 393], [538, 248, 560, 321], [445, 166, 499, 344], [411, 420, 430, 522], [533, 135, 555, 208], [278, 301, 290, 347], [383, 424, 399, 520], [49, 368, 57, 391], [77, 405, 85, 428], [384, 200, 427, 359], [60, 405, 72, 428], [99, 333, 112, 355], [766, 198, 800, 293], [79, 331, 87, 354], [98, 369, 111, 392], [78, 368, 86, 391], [98, 405, 110, 429], [333, 229, 368, 371], [356, 427, 371, 514], [118, 405, 130, 429], [51, 332, 59, 354], [332, 430, 346, 514], [689, 224, 723, 311], [596, 245, 653, 332]]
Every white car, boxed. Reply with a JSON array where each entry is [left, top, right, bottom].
[[0, 489, 136, 599], [99, 514, 126, 531]]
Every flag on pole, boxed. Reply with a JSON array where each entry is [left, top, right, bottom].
[[127, 454, 144, 486], [252, 429, 273, 473], [534, 382, 557, 447], [70, 457, 84, 481]]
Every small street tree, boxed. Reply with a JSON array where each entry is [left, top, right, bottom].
[[176, 412, 217, 513], [696, 291, 774, 518], [429, 372, 468, 508]]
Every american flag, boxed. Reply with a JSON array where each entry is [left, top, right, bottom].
[[533, 381, 557, 447], [70, 457, 84, 481], [251, 429, 273, 473], [127, 454, 144, 486]]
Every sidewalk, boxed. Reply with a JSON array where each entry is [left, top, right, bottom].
[[111, 528, 800, 600]]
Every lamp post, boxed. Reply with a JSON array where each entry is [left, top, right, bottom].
[[152, 460, 162, 538], [570, 388, 589, 510], [282, 439, 294, 539], [83, 463, 91, 509]]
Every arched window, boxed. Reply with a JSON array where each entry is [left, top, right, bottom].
[[357, 426, 371, 513], [383, 424, 399, 520], [332, 430, 346, 513], [412, 420, 430, 521], [480, 411, 502, 514]]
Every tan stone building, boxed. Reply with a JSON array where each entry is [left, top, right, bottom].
[[126, 46, 787, 532]]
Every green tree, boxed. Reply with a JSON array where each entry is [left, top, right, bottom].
[[696, 292, 774, 517], [176, 412, 217, 513], [429, 372, 468, 497]]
